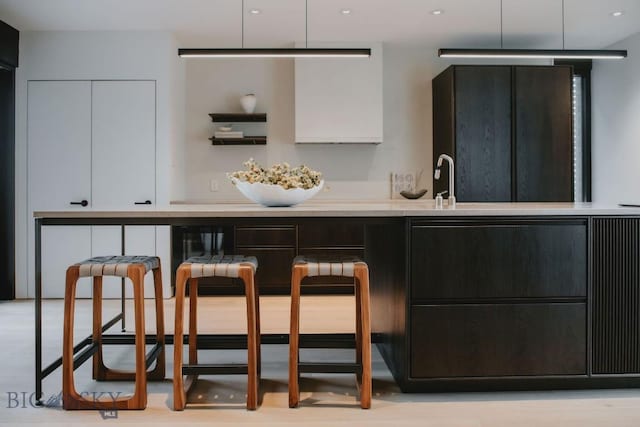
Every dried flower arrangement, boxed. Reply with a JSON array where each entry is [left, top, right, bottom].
[[228, 158, 322, 190]]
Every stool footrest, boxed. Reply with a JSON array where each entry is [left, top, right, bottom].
[[298, 362, 362, 374], [182, 364, 249, 376], [73, 342, 99, 371], [145, 343, 163, 369]]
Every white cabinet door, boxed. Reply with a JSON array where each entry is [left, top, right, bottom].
[[91, 81, 156, 209], [28, 81, 93, 298], [295, 43, 383, 143]]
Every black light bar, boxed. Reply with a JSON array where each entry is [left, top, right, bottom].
[[438, 48, 628, 60], [178, 48, 371, 58]]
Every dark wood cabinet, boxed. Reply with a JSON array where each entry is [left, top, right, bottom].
[[515, 67, 573, 202], [411, 220, 587, 300], [432, 65, 573, 202], [411, 303, 586, 378], [433, 66, 512, 201]]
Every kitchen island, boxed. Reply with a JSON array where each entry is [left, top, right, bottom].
[[34, 201, 640, 397]]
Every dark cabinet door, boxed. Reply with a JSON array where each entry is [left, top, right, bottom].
[[411, 303, 586, 378], [454, 66, 512, 201], [515, 66, 573, 202], [239, 247, 296, 290], [411, 220, 587, 300]]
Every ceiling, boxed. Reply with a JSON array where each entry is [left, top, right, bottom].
[[1, 0, 639, 49]]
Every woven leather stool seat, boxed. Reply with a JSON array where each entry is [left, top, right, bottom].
[[75, 255, 160, 277], [292, 255, 366, 277], [185, 255, 258, 278]]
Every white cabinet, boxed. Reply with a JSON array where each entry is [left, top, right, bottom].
[[294, 43, 383, 144], [28, 80, 167, 299], [28, 81, 93, 298]]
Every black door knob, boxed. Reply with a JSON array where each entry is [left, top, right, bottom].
[[134, 200, 152, 205], [70, 200, 88, 207]]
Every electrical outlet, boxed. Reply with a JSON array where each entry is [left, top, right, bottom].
[[210, 179, 219, 192]]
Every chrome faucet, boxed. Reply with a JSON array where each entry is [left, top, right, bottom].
[[434, 154, 456, 208]]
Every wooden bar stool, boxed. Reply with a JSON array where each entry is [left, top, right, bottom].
[[173, 255, 260, 411], [63, 255, 165, 410], [289, 256, 372, 409]]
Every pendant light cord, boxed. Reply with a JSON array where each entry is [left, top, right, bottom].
[[306, 0, 308, 48], [241, 0, 244, 48], [500, 0, 503, 49], [562, 0, 565, 49]]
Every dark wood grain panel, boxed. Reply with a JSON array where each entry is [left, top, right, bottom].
[[515, 66, 573, 202], [454, 66, 512, 201], [411, 303, 586, 378], [239, 247, 297, 289], [298, 223, 364, 247], [411, 221, 587, 300], [432, 66, 455, 197], [236, 226, 296, 247]]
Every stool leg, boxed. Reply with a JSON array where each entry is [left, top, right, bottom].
[[62, 266, 82, 409], [130, 266, 148, 409], [254, 277, 261, 378], [147, 265, 166, 380], [355, 276, 363, 384], [92, 276, 108, 381], [242, 267, 258, 410], [173, 266, 189, 411], [188, 278, 198, 366], [288, 265, 304, 408], [355, 265, 372, 409]]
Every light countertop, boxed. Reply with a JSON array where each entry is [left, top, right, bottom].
[[33, 200, 640, 218]]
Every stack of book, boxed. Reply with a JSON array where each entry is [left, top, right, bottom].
[[214, 130, 244, 139]]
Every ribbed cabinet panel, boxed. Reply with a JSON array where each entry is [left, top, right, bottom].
[[592, 218, 640, 374]]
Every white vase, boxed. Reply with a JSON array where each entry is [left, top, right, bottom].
[[240, 94, 257, 114]]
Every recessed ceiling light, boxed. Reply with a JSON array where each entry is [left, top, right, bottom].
[[340, 9, 352, 15], [431, 9, 444, 16], [611, 11, 624, 17], [249, 8, 261, 15]]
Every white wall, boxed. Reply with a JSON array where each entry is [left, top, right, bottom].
[[182, 45, 441, 201], [14, 31, 185, 298], [592, 31, 640, 205], [181, 46, 549, 202]]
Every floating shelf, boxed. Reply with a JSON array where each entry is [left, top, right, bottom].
[[209, 136, 267, 145], [209, 113, 267, 123]]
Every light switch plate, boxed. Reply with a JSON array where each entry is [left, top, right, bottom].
[[210, 179, 219, 192]]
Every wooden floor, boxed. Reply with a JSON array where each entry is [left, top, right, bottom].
[[2, 296, 640, 426]]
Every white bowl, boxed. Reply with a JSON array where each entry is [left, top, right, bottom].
[[217, 126, 233, 132], [231, 178, 324, 207]]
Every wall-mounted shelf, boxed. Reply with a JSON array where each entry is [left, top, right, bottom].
[[209, 136, 267, 145], [209, 113, 267, 123], [209, 113, 268, 145]]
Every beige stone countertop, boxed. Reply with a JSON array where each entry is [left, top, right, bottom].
[[33, 200, 640, 218]]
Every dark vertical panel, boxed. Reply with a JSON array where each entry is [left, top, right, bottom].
[[592, 218, 640, 374], [514, 66, 573, 201], [0, 21, 19, 69], [0, 69, 15, 300], [454, 66, 512, 201], [432, 66, 455, 197]]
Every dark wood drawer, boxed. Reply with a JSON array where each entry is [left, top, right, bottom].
[[410, 303, 586, 378], [298, 223, 364, 248], [411, 221, 587, 300], [236, 226, 296, 247]]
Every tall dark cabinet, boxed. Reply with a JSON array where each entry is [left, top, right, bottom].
[[432, 65, 573, 202], [0, 20, 18, 300]]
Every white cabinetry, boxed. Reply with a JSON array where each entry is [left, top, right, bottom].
[[294, 43, 383, 144], [28, 80, 167, 299]]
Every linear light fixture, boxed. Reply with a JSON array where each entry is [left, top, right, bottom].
[[178, 0, 371, 59], [178, 48, 371, 58], [438, 48, 627, 60], [438, 0, 627, 60]]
